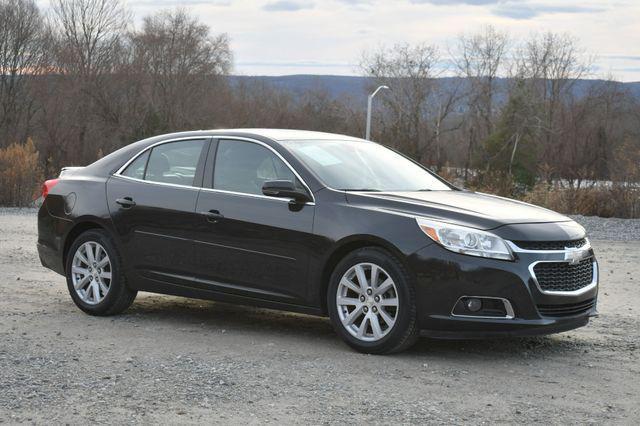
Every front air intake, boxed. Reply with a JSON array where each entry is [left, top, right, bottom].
[[537, 298, 596, 317], [533, 259, 594, 293]]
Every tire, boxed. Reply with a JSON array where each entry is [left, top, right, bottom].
[[327, 247, 419, 354], [65, 229, 137, 316]]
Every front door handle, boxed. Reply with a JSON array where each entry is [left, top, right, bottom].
[[201, 209, 224, 223], [115, 197, 136, 209]]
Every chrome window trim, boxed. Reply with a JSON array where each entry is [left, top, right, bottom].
[[111, 174, 201, 191], [113, 135, 316, 205], [528, 259, 598, 296], [199, 186, 315, 206], [450, 296, 515, 320]]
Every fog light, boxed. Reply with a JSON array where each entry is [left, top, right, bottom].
[[465, 298, 482, 312], [452, 296, 514, 319]]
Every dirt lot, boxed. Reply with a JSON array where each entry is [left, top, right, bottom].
[[1, 209, 639, 424]]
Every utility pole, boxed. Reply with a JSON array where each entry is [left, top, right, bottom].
[[365, 85, 389, 140]]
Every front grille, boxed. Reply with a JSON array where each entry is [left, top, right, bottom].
[[514, 238, 587, 251], [537, 298, 596, 317], [533, 258, 594, 292]]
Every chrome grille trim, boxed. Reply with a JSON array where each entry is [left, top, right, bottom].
[[529, 260, 598, 296], [512, 238, 587, 251], [506, 240, 598, 296], [507, 239, 592, 255]]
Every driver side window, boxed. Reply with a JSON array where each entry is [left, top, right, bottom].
[[213, 140, 298, 195]]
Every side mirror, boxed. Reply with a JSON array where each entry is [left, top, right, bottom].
[[262, 180, 311, 203]]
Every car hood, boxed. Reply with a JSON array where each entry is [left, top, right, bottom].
[[345, 190, 575, 232]]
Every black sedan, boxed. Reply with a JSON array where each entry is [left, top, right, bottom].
[[37, 129, 598, 354]]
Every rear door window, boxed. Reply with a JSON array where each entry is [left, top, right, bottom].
[[121, 139, 206, 187]]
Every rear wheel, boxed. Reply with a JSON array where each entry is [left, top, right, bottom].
[[328, 247, 419, 354], [65, 229, 137, 316]]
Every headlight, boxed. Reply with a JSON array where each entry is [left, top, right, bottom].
[[416, 218, 514, 261]]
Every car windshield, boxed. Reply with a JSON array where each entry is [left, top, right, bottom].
[[280, 139, 452, 192]]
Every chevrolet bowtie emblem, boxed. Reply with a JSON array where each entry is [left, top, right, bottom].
[[564, 248, 589, 265]]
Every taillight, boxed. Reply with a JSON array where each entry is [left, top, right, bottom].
[[41, 179, 60, 199]]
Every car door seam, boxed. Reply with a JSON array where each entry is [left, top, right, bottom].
[[192, 238, 297, 262]]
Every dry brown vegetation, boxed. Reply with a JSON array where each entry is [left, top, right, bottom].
[[0, 0, 638, 216], [0, 138, 42, 206]]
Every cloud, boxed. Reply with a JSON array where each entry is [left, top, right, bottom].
[[337, 0, 374, 4], [134, 0, 231, 5], [605, 55, 640, 62], [262, 0, 314, 12], [410, 0, 500, 5], [123, 0, 639, 82], [492, 2, 606, 19], [410, 0, 607, 19]]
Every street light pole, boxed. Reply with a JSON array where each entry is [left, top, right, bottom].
[[365, 85, 389, 140]]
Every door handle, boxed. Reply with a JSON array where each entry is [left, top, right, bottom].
[[115, 197, 136, 209], [201, 209, 224, 223]]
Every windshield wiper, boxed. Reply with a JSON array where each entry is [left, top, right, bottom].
[[339, 188, 383, 192], [418, 188, 433, 191]]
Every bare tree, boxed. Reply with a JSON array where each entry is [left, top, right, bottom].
[[360, 43, 460, 165], [450, 25, 510, 180], [0, 0, 50, 146], [50, 0, 129, 76], [0, 0, 636, 214], [558, 78, 634, 187], [514, 32, 592, 167], [128, 8, 232, 132], [41, 0, 130, 166], [452, 25, 509, 137]]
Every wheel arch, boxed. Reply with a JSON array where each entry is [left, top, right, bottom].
[[62, 219, 112, 270], [318, 235, 408, 315]]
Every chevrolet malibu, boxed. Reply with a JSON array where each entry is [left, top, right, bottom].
[[37, 129, 598, 354]]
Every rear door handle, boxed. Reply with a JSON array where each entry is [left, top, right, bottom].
[[201, 209, 224, 223], [115, 197, 136, 209]]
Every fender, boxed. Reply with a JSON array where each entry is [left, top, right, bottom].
[[315, 234, 419, 314]]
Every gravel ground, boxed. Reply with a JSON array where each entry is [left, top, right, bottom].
[[570, 215, 640, 241], [1, 208, 639, 424]]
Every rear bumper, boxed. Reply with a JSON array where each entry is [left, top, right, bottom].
[[37, 201, 66, 275], [37, 241, 64, 275], [409, 242, 598, 338]]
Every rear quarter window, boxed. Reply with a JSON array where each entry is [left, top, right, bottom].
[[120, 150, 149, 180]]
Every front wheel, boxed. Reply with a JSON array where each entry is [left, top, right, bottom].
[[65, 229, 137, 316], [327, 247, 419, 354]]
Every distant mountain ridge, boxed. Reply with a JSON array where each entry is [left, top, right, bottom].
[[229, 75, 640, 106]]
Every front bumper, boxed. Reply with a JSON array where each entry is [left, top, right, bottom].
[[409, 240, 598, 338]]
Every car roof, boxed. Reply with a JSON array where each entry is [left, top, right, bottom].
[[82, 128, 368, 177], [207, 128, 364, 142]]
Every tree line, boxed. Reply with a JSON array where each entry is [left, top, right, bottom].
[[0, 0, 638, 216]]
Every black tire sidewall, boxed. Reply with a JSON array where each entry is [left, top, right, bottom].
[[327, 247, 416, 354], [65, 229, 125, 315]]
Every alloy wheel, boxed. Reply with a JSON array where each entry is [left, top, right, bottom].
[[336, 262, 399, 342], [71, 241, 112, 305]]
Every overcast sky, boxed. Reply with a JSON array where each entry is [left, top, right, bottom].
[[47, 0, 640, 81]]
